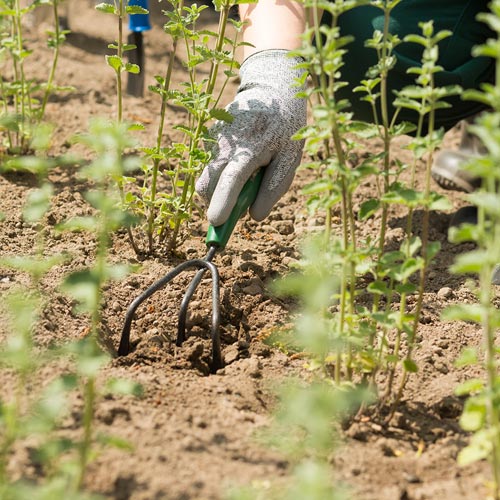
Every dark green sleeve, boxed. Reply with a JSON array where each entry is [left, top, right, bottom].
[[322, 0, 494, 129]]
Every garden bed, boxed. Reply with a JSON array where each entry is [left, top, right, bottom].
[[0, 3, 492, 499]]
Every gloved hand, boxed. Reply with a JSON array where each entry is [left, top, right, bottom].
[[196, 49, 307, 226]]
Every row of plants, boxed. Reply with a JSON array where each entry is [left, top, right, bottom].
[[0, 120, 143, 498], [0, 0, 500, 498], [0, 0, 253, 496], [230, 0, 500, 498]]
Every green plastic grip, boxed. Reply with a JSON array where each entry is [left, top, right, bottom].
[[205, 169, 264, 250]]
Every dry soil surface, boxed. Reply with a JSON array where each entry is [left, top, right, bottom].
[[0, 3, 495, 500]]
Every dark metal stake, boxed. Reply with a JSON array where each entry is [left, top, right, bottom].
[[126, 0, 151, 97], [126, 31, 145, 97]]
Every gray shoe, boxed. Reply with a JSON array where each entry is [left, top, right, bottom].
[[431, 118, 485, 193]]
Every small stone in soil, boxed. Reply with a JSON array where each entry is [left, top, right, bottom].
[[242, 281, 262, 295], [270, 220, 294, 235], [240, 357, 262, 378], [404, 473, 421, 484], [437, 286, 453, 299], [437, 339, 449, 349], [187, 312, 204, 328], [435, 361, 449, 374], [223, 344, 240, 364]]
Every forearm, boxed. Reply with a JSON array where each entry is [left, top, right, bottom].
[[239, 0, 306, 59]]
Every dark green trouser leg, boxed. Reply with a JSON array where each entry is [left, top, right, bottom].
[[325, 0, 495, 130]]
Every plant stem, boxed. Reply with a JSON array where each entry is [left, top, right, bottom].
[[39, 0, 62, 122], [377, 6, 393, 257], [146, 0, 184, 253], [14, 0, 29, 151], [117, 0, 124, 123], [76, 376, 96, 491], [0, 75, 14, 151], [168, 1, 231, 251]]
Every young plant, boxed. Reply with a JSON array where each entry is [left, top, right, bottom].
[[58, 119, 140, 491], [0, 121, 142, 495], [0, 140, 77, 497], [0, 0, 69, 154], [109, 0, 248, 254], [96, 0, 144, 122], [291, 0, 381, 388], [0, 288, 80, 498], [379, 20, 459, 412], [443, 2, 500, 497], [286, 0, 458, 417]]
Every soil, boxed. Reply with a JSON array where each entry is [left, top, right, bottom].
[[0, 3, 495, 500]]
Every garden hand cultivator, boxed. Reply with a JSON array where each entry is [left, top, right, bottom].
[[118, 170, 264, 372]]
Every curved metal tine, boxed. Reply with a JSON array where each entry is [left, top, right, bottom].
[[208, 261, 222, 372], [173, 260, 222, 372], [118, 258, 212, 356], [176, 268, 207, 346], [177, 246, 218, 346]]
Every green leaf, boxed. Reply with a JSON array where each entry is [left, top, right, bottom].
[[403, 359, 418, 373], [5, 155, 54, 175], [426, 241, 441, 262], [450, 250, 489, 274], [61, 270, 100, 314], [367, 280, 390, 296], [428, 192, 452, 211], [122, 43, 137, 52], [23, 183, 54, 223], [457, 440, 490, 467], [459, 398, 486, 431], [128, 123, 145, 131], [442, 304, 484, 323], [468, 192, 500, 216], [455, 347, 478, 368], [124, 62, 140, 74], [126, 5, 149, 14], [106, 55, 123, 72], [95, 2, 116, 14], [448, 224, 479, 244], [97, 432, 134, 451], [358, 198, 380, 220], [395, 257, 424, 281], [56, 216, 97, 233], [390, 121, 417, 136], [395, 282, 417, 295], [1, 254, 67, 279], [105, 378, 143, 397], [454, 378, 484, 396], [104, 263, 132, 281]]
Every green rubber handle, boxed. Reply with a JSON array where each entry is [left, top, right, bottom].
[[206, 169, 264, 250]]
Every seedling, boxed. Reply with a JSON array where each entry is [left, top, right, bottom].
[[59, 120, 141, 490], [0, 0, 70, 154], [97, 0, 144, 122], [287, 0, 457, 415], [99, 0, 248, 254], [444, 2, 500, 497]]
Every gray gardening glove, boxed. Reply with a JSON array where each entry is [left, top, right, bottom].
[[196, 49, 307, 226]]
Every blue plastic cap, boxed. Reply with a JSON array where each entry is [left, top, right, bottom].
[[128, 0, 151, 32]]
